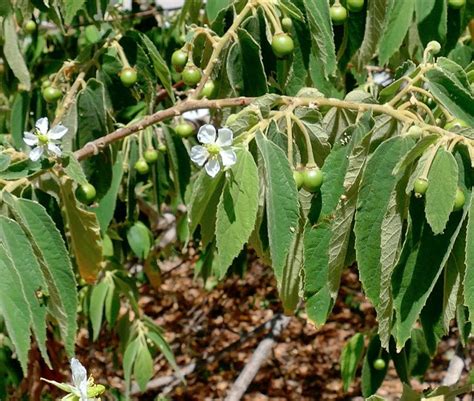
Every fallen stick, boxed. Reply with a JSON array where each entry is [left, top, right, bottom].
[[224, 314, 291, 401], [129, 313, 290, 396]]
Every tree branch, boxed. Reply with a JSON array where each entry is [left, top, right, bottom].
[[73, 97, 252, 161]]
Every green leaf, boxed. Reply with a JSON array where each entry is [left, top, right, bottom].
[[425, 148, 459, 234], [215, 148, 259, 277], [188, 170, 224, 236], [361, 335, 389, 397], [303, 0, 336, 77], [134, 339, 154, 392], [355, 136, 414, 308], [124, 337, 140, 396], [415, 0, 447, 47], [59, 176, 103, 283], [426, 62, 474, 127], [62, 0, 85, 24], [164, 127, 191, 202], [256, 132, 300, 287], [127, 222, 152, 260], [90, 281, 108, 341], [237, 28, 268, 96], [95, 152, 125, 232], [340, 333, 365, 392], [206, 0, 232, 22], [378, 0, 416, 65], [392, 135, 439, 176], [138, 33, 174, 102], [464, 191, 474, 328], [63, 152, 88, 185], [392, 198, 466, 350], [4, 194, 77, 356], [355, 0, 389, 70], [76, 79, 108, 148], [0, 217, 50, 367], [10, 92, 29, 149], [0, 244, 32, 373], [3, 15, 31, 90]]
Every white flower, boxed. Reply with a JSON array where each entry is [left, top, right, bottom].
[[190, 124, 237, 178], [70, 358, 88, 401], [23, 117, 68, 161]]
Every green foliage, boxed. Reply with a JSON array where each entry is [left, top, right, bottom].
[[0, 0, 473, 398]]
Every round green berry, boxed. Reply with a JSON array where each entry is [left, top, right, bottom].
[[453, 188, 465, 211], [281, 17, 293, 32], [373, 359, 386, 371], [330, 4, 348, 25], [293, 170, 304, 190], [144, 149, 159, 164], [303, 168, 324, 192], [200, 80, 216, 98], [75, 183, 97, 205], [120, 67, 138, 87], [271, 33, 295, 58], [24, 20, 37, 34], [134, 158, 149, 175], [448, 0, 465, 9], [157, 143, 167, 153], [171, 50, 188, 72], [414, 178, 429, 197], [347, 0, 364, 12], [175, 122, 195, 138], [42, 86, 62, 103], [182, 65, 202, 87]]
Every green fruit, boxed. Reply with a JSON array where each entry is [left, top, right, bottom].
[[171, 50, 188, 72], [425, 97, 436, 110], [445, 118, 469, 130], [414, 178, 428, 197], [182, 65, 202, 86], [281, 17, 293, 32], [24, 20, 37, 34], [330, 4, 348, 25], [175, 122, 195, 137], [293, 170, 304, 190], [453, 188, 465, 211], [407, 125, 423, 137], [144, 149, 159, 163], [303, 168, 324, 192], [75, 183, 97, 204], [157, 143, 167, 152], [448, 0, 465, 8], [120, 67, 137, 87], [200, 80, 216, 98], [373, 358, 386, 371], [134, 158, 149, 175], [271, 33, 294, 58], [41, 80, 51, 89], [347, 0, 364, 12], [42, 86, 62, 103]]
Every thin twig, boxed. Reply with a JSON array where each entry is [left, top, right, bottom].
[[224, 314, 291, 401]]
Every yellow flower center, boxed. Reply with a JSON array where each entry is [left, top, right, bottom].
[[206, 143, 220, 156], [37, 134, 49, 145]]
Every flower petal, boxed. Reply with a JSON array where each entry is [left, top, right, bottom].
[[197, 124, 216, 144], [29, 147, 43, 161], [48, 124, 68, 140], [70, 358, 88, 390], [47, 143, 62, 157], [216, 128, 233, 147], [190, 145, 209, 166], [23, 132, 38, 146], [220, 148, 237, 167], [205, 158, 221, 178], [35, 117, 49, 135]]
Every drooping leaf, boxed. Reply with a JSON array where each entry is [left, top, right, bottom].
[[464, 191, 474, 328], [59, 176, 103, 283], [3, 194, 77, 356], [361, 335, 389, 397], [340, 333, 365, 392], [127, 221, 152, 260], [256, 132, 300, 288], [90, 281, 108, 341], [425, 148, 459, 234], [215, 148, 259, 277]]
